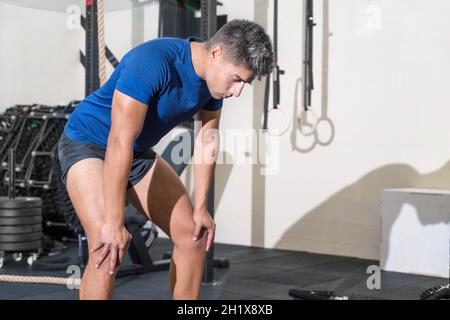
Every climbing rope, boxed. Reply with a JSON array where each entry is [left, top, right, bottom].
[[97, 0, 107, 85], [0, 275, 80, 286]]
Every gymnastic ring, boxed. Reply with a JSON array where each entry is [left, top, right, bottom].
[[261, 107, 291, 136], [296, 108, 318, 136]]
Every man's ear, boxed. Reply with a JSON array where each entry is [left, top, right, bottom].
[[209, 45, 223, 60]]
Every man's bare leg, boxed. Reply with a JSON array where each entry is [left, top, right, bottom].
[[127, 155, 207, 299], [66, 158, 117, 300]]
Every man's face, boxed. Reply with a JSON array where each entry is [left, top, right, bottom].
[[205, 46, 254, 100]]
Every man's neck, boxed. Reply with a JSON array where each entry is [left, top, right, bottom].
[[190, 41, 208, 80]]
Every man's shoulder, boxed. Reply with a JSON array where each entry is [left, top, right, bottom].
[[133, 37, 185, 54], [123, 37, 185, 68]]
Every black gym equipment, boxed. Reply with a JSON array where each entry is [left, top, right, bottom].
[[159, 0, 226, 40], [289, 289, 341, 300], [262, 0, 289, 136], [0, 148, 42, 268], [84, 0, 101, 96], [159, 0, 201, 38], [0, 216, 42, 226], [420, 284, 450, 300], [303, 0, 315, 112], [289, 262, 383, 300], [0, 102, 81, 259], [0, 208, 42, 217], [0, 241, 42, 253], [79, 15, 119, 69], [0, 224, 42, 234], [290, 283, 450, 300], [198, 0, 230, 283], [288, 288, 380, 300]]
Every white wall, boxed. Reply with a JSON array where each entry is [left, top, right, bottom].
[[0, 1, 159, 108], [1, 0, 450, 260], [212, 0, 450, 260], [0, 2, 84, 107]]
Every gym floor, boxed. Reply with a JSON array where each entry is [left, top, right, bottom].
[[0, 238, 446, 300]]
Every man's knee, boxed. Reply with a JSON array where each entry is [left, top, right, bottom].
[[173, 224, 207, 253], [87, 248, 122, 276], [86, 231, 123, 275]]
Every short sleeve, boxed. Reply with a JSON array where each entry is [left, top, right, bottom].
[[116, 51, 167, 105], [203, 97, 223, 112]]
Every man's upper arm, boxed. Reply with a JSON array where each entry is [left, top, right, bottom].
[[199, 108, 221, 130], [115, 50, 167, 105], [109, 89, 148, 143]]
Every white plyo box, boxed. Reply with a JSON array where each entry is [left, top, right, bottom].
[[380, 188, 450, 278]]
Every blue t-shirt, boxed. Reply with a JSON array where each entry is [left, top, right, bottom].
[[64, 37, 223, 153]]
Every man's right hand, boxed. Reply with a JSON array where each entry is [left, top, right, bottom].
[[91, 222, 132, 275]]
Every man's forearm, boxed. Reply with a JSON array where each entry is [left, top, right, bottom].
[[193, 161, 216, 210], [193, 130, 219, 210], [103, 138, 133, 226]]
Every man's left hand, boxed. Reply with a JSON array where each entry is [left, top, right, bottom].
[[192, 207, 216, 252]]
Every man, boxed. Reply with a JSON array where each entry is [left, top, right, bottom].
[[58, 19, 273, 300]]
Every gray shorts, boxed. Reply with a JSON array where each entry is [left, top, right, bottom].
[[58, 132, 157, 190]]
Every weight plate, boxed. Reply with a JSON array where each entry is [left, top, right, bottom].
[[0, 240, 41, 251], [0, 197, 42, 209], [0, 216, 42, 226], [0, 232, 42, 242], [0, 224, 42, 234], [0, 207, 41, 218]]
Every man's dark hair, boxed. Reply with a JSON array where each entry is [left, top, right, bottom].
[[205, 19, 273, 77]]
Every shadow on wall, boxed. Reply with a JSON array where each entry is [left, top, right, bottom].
[[275, 160, 450, 260], [380, 188, 450, 278]]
